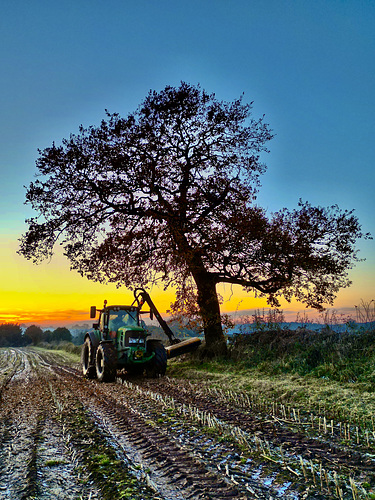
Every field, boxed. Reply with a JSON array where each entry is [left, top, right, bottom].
[[0, 343, 374, 500]]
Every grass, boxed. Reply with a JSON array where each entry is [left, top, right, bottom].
[[30, 344, 81, 363], [44, 459, 67, 467], [169, 360, 375, 420], [228, 327, 375, 384], [167, 324, 375, 422], [36, 341, 82, 357]]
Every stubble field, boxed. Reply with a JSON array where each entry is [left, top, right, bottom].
[[0, 347, 374, 499]]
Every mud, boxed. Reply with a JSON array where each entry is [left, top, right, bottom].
[[0, 347, 373, 499]]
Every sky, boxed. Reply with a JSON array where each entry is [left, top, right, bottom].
[[0, 0, 374, 327]]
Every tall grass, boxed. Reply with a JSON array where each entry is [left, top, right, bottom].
[[230, 327, 375, 385], [229, 300, 375, 388], [355, 299, 375, 323], [37, 341, 82, 356]]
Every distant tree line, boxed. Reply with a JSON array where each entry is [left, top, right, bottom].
[[0, 324, 72, 347], [0, 324, 30, 347]]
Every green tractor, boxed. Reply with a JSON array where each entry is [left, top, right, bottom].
[[81, 288, 201, 382]]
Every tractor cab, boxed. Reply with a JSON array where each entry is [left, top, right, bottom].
[[91, 303, 147, 347]]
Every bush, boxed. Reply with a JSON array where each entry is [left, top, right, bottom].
[[229, 327, 375, 386], [56, 342, 82, 355]]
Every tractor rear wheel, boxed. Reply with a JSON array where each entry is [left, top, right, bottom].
[[146, 340, 167, 378], [81, 337, 97, 379], [96, 342, 117, 382]]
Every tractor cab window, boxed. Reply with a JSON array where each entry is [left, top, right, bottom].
[[108, 309, 138, 331], [99, 312, 106, 331]]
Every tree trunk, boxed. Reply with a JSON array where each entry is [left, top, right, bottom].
[[172, 229, 227, 357], [193, 272, 227, 357]]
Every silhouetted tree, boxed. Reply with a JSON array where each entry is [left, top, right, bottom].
[[42, 329, 53, 342], [0, 323, 31, 347], [51, 327, 72, 343], [25, 325, 43, 345], [19, 82, 369, 355]]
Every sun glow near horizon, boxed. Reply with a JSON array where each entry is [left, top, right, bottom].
[[1, 236, 372, 328]]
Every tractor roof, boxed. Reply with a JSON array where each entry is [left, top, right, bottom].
[[105, 305, 139, 311]]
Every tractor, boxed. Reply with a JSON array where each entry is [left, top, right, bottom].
[[81, 288, 201, 382]]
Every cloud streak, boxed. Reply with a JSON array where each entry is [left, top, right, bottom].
[[0, 309, 91, 327]]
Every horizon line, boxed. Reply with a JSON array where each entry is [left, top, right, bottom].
[[0, 304, 366, 329]]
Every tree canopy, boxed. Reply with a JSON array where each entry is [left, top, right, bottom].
[[25, 324, 43, 345], [51, 327, 72, 343], [0, 323, 31, 347], [19, 82, 369, 354]]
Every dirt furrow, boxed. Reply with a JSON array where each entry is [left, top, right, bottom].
[[135, 377, 375, 475], [0, 350, 100, 500], [2, 347, 373, 499], [52, 366, 248, 499], [0, 349, 23, 400]]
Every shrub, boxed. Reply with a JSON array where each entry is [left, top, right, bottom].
[[229, 327, 375, 386]]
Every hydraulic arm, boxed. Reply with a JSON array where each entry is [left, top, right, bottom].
[[132, 288, 202, 358], [133, 288, 178, 345]]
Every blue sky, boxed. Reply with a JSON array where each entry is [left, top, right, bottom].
[[0, 0, 374, 322]]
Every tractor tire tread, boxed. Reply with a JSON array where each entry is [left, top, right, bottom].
[[81, 337, 97, 379], [146, 340, 167, 378], [96, 342, 117, 382]]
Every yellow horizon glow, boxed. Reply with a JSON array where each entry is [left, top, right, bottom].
[[1, 235, 373, 327]]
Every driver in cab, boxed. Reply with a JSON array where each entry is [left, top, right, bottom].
[[108, 312, 128, 339]]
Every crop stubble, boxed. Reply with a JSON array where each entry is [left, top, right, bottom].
[[0, 348, 374, 499]]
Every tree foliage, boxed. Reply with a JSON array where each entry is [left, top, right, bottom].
[[19, 82, 369, 354], [25, 324, 43, 345], [51, 327, 72, 343], [0, 323, 31, 347]]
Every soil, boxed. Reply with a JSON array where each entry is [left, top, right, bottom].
[[0, 347, 374, 499]]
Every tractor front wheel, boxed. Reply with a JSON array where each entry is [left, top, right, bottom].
[[96, 342, 117, 382], [81, 337, 97, 379], [146, 340, 167, 378]]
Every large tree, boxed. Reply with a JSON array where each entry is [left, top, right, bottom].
[[51, 327, 72, 343], [19, 82, 368, 355], [0, 323, 30, 347], [25, 324, 43, 345]]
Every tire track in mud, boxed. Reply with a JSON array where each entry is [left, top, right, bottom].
[[2, 348, 373, 499], [51, 366, 255, 499], [135, 378, 375, 500], [0, 349, 23, 400], [50, 363, 351, 499], [135, 377, 375, 472], [49, 364, 275, 498], [2, 350, 246, 499], [0, 349, 100, 500], [0, 349, 40, 499]]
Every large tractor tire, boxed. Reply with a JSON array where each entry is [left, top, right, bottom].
[[81, 337, 97, 379], [146, 340, 167, 378], [95, 342, 117, 382]]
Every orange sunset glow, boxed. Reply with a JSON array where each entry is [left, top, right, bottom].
[[1, 234, 373, 328]]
